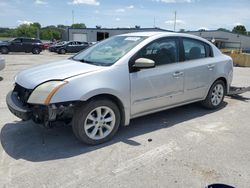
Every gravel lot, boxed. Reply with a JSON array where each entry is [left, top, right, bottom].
[[0, 51, 250, 188]]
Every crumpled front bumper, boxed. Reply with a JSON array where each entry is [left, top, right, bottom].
[[6, 91, 32, 120]]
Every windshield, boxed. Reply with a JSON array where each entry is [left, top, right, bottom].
[[56, 41, 67, 46], [72, 36, 147, 66]]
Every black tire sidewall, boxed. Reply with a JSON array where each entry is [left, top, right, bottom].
[[203, 80, 226, 109], [73, 99, 121, 145], [1, 47, 9, 54], [32, 48, 40, 54], [60, 49, 66, 54]]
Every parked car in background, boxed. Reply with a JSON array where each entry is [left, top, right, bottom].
[[42, 42, 54, 50], [48, 41, 67, 52], [49, 41, 89, 54], [0, 37, 43, 54], [242, 48, 250, 54], [6, 32, 233, 145], [0, 57, 5, 71]]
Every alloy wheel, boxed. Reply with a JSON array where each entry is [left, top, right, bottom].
[[211, 84, 224, 106], [84, 106, 116, 140]]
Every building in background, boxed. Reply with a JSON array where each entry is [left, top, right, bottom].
[[63, 28, 250, 50], [187, 30, 250, 49], [63, 27, 171, 42]]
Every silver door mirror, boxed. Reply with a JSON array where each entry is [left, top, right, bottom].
[[133, 58, 155, 69]]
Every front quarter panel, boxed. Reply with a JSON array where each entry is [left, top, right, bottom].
[[51, 63, 131, 123]]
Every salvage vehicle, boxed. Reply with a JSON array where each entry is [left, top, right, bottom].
[[0, 57, 5, 71], [6, 32, 233, 145], [49, 41, 89, 54], [0, 37, 43, 54]]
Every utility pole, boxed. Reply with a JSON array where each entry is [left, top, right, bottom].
[[72, 10, 75, 25], [174, 11, 177, 31]]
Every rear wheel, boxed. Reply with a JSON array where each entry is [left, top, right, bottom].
[[72, 99, 121, 145], [201, 80, 226, 109], [1, 47, 9, 54], [32, 47, 41, 54]]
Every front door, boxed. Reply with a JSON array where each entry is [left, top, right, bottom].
[[9, 38, 23, 52], [130, 37, 184, 117]]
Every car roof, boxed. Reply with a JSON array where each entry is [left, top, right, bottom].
[[120, 31, 213, 45], [120, 32, 168, 37]]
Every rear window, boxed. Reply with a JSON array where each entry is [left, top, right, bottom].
[[183, 38, 212, 60]]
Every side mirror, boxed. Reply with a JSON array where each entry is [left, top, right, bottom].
[[133, 58, 155, 69]]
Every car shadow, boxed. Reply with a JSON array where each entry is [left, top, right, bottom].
[[0, 76, 3, 81], [0, 102, 227, 162], [228, 95, 250, 102]]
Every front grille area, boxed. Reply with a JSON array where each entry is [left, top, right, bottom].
[[13, 84, 33, 104]]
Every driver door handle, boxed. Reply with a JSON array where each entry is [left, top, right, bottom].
[[207, 64, 215, 70], [173, 71, 184, 77]]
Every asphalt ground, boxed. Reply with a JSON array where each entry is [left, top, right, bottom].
[[0, 51, 250, 188]]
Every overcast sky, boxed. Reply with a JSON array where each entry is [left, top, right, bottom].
[[0, 0, 249, 31]]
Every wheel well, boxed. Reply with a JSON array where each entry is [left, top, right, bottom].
[[86, 94, 126, 126], [1, 46, 9, 50], [215, 77, 227, 94], [32, 47, 40, 52]]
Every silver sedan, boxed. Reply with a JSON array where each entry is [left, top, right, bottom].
[[6, 32, 233, 145]]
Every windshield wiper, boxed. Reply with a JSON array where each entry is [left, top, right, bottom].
[[73, 58, 111, 67]]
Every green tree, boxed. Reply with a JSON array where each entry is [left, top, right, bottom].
[[232, 25, 247, 35], [57, 24, 69, 29], [71, 23, 86, 29], [0, 28, 17, 37], [16, 24, 37, 38], [31, 22, 41, 29], [40, 27, 61, 40], [217, 28, 230, 32]]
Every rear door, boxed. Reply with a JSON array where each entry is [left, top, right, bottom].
[[130, 37, 185, 116], [22, 38, 33, 52], [67, 42, 75, 53], [180, 38, 215, 101]]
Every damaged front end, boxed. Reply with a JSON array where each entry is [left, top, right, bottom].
[[6, 83, 76, 128]]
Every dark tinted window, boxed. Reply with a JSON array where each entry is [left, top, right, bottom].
[[183, 38, 212, 60], [22, 38, 41, 43], [12, 38, 22, 43], [34, 39, 42, 43], [22, 38, 33, 43], [135, 38, 179, 66]]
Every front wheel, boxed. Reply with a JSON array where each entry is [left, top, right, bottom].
[[72, 99, 121, 145], [201, 80, 226, 109], [59, 48, 66, 54], [1, 47, 9, 54]]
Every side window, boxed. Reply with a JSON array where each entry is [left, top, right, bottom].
[[136, 38, 179, 66], [13, 38, 22, 43], [183, 38, 211, 60], [22, 39, 32, 43]]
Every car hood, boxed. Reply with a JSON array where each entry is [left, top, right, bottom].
[[16, 59, 104, 89], [0, 41, 9, 46]]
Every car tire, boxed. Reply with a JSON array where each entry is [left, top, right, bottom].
[[201, 80, 226, 109], [32, 48, 41, 54], [72, 99, 121, 145], [1, 47, 9, 54], [59, 49, 66, 54]]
